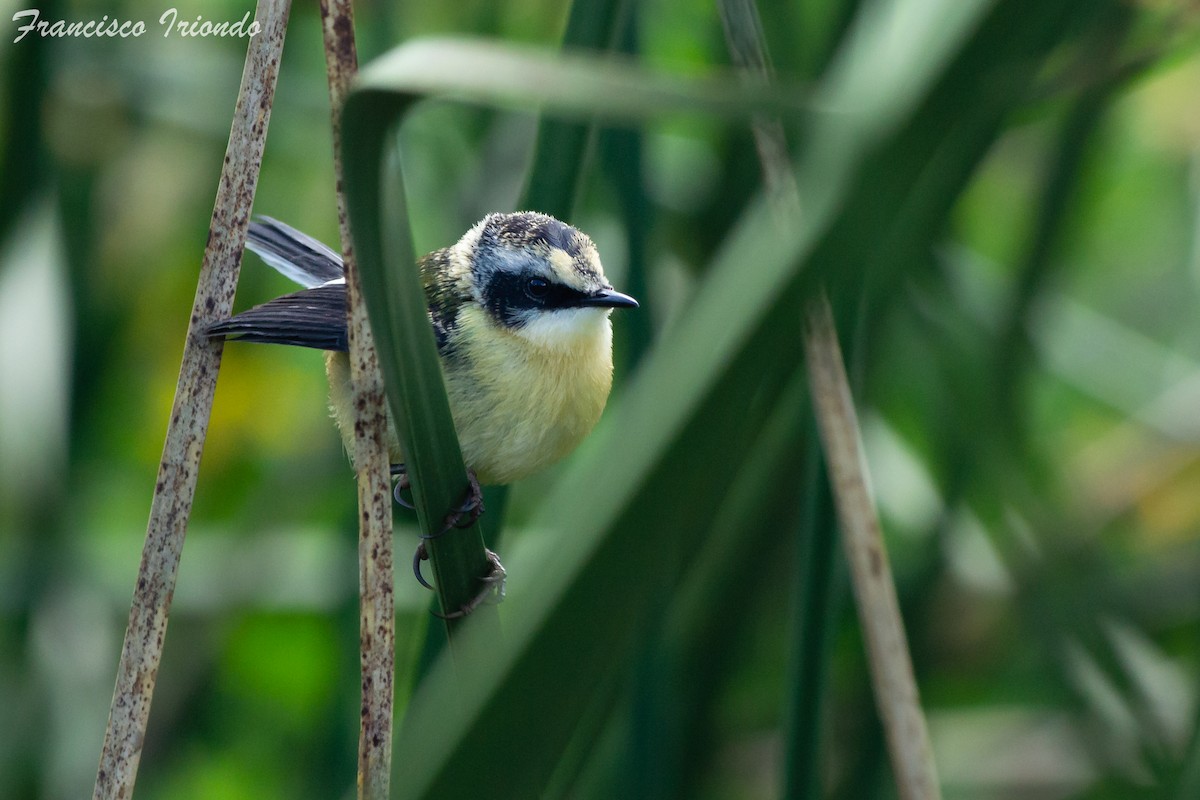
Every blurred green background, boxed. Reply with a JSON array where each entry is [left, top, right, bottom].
[[3, 0, 1200, 798]]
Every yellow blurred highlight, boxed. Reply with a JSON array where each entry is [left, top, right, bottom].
[[1137, 453, 1200, 546], [206, 345, 336, 467], [1130, 50, 1200, 153]]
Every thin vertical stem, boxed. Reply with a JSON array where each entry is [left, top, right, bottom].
[[782, 432, 843, 799], [318, 2, 395, 799], [92, 2, 290, 797]]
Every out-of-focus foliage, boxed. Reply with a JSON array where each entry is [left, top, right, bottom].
[[1, 0, 1199, 798]]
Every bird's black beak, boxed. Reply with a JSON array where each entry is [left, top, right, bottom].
[[576, 288, 639, 309]]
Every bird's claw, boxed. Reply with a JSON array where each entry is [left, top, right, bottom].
[[431, 549, 507, 619], [412, 541, 435, 590], [408, 471, 491, 602], [391, 465, 415, 510], [412, 545, 507, 618]]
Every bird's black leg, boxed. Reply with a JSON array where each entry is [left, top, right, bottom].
[[439, 470, 484, 532]]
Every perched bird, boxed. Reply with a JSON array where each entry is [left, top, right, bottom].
[[209, 212, 638, 492]]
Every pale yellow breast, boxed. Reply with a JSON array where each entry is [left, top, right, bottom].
[[325, 306, 614, 485]]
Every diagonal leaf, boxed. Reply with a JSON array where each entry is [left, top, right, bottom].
[[335, 0, 1001, 791]]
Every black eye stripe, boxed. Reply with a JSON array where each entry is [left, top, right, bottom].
[[483, 271, 591, 327]]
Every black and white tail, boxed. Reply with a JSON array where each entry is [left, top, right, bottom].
[[245, 217, 345, 288], [207, 218, 350, 352]]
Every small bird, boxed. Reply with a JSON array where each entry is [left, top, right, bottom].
[[209, 211, 637, 500]]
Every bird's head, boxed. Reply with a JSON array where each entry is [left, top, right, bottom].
[[455, 212, 638, 348]]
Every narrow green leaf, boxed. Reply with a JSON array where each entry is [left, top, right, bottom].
[[783, 429, 843, 800], [342, 99, 499, 637], [599, 10, 654, 370], [519, 0, 630, 218], [0, 8, 50, 247]]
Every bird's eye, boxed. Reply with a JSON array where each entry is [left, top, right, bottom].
[[526, 277, 550, 299]]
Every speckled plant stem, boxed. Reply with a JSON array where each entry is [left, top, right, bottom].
[[318, 2, 397, 799], [92, 2, 291, 798]]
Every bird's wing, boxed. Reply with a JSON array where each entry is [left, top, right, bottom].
[[208, 284, 349, 352], [247, 217, 346, 288]]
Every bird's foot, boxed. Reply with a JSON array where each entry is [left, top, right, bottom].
[[441, 470, 484, 531], [432, 549, 507, 619], [409, 471, 488, 593], [412, 544, 506, 616]]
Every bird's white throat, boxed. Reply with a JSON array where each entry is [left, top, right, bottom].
[[514, 306, 613, 351]]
